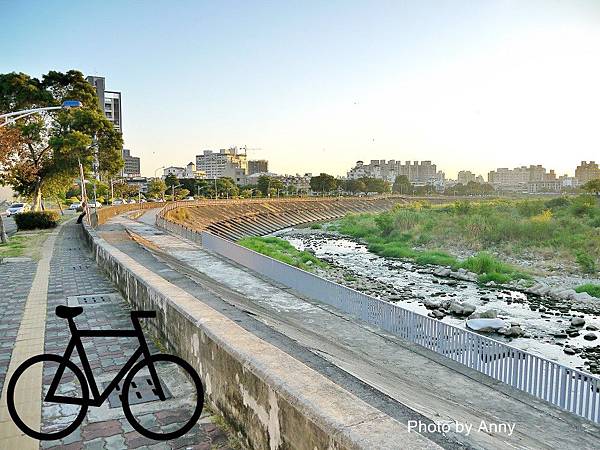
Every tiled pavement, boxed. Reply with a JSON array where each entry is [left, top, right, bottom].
[[1, 222, 235, 449], [0, 260, 37, 394]]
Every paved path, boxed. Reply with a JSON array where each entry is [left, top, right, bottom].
[[106, 211, 600, 450], [0, 222, 234, 449]]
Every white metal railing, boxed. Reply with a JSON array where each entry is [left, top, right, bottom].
[[197, 231, 600, 424]]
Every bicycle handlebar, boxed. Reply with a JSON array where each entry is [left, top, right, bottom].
[[131, 311, 156, 319]]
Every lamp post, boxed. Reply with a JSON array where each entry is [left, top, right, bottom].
[[0, 100, 82, 127]]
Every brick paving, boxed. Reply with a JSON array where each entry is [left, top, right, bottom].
[[0, 260, 37, 394], [0, 222, 234, 449]]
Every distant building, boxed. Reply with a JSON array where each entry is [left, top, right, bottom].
[[163, 166, 186, 178], [248, 160, 268, 175], [125, 177, 148, 194], [122, 149, 140, 177], [457, 171, 477, 185], [528, 180, 562, 194], [196, 147, 248, 183], [86, 76, 122, 133], [575, 161, 600, 183], [488, 165, 556, 192], [347, 160, 443, 185]]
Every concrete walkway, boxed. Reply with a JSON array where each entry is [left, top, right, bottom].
[[0, 222, 234, 449], [105, 211, 600, 450]]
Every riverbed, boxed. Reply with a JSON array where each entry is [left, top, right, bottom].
[[273, 227, 600, 374]]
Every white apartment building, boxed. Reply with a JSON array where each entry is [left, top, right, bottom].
[[347, 160, 443, 185], [196, 148, 248, 183]]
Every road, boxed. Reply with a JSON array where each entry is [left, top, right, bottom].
[[97, 210, 600, 450]]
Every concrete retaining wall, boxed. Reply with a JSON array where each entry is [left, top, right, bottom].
[[81, 223, 438, 449]]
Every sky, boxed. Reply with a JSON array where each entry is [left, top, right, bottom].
[[1, 0, 599, 179]]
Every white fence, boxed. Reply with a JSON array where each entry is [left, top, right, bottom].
[[199, 231, 600, 424]]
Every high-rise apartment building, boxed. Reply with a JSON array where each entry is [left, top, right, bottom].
[[575, 161, 600, 183], [196, 148, 248, 183], [86, 76, 123, 133], [122, 149, 140, 177], [347, 160, 443, 185], [248, 160, 269, 175]]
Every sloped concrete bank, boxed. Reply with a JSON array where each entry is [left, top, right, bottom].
[[80, 223, 438, 449]]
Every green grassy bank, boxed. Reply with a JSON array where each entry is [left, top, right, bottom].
[[332, 195, 600, 282], [237, 236, 328, 271]]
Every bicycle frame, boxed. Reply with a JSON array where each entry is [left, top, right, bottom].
[[45, 312, 165, 407]]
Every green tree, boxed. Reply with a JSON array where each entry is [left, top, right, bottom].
[[216, 177, 239, 198], [392, 175, 412, 194], [361, 177, 391, 193], [582, 179, 600, 196], [310, 173, 337, 194], [164, 173, 179, 188], [0, 71, 123, 210], [257, 175, 283, 196], [147, 179, 167, 198]]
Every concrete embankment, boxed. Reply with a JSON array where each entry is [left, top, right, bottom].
[[80, 222, 438, 449], [163, 196, 413, 240]]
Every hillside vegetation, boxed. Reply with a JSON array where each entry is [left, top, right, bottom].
[[333, 195, 600, 281]]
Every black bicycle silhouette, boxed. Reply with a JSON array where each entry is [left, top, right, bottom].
[[7, 306, 204, 441]]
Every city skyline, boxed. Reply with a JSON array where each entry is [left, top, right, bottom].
[[2, 1, 600, 179]]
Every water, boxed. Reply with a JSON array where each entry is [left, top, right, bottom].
[[274, 228, 600, 373]]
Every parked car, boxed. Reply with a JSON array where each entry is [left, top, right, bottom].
[[6, 202, 30, 216], [111, 199, 124, 205], [88, 201, 102, 208], [185, 196, 195, 201], [68, 202, 82, 211]]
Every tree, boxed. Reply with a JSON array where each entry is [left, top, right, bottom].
[[310, 173, 337, 194], [582, 179, 600, 196], [257, 175, 283, 197], [164, 174, 179, 188], [216, 177, 239, 198], [0, 71, 123, 210], [147, 179, 167, 198], [361, 177, 391, 193], [392, 175, 412, 194]]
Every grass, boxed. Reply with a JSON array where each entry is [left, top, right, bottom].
[[310, 223, 323, 230], [237, 236, 328, 271], [334, 196, 600, 281], [0, 229, 55, 260], [575, 284, 600, 298]]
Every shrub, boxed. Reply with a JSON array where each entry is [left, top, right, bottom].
[[14, 211, 60, 230], [545, 197, 570, 210], [575, 252, 597, 274], [310, 223, 322, 230], [575, 284, 600, 298]]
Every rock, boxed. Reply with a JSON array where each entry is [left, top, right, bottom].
[[575, 292, 594, 302], [431, 310, 445, 319], [469, 310, 497, 319], [571, 317, 586, 327], [586, 325, 598, 331], [564, 347, 577, 355], [498, 325, 525, 337], [449, 301, 476, 316], [435, 268, 451, 277], [584, 333, 598, 341], [466, 318, 507, 332]]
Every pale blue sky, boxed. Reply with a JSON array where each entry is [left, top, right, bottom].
[[1, 0, 599, 178]]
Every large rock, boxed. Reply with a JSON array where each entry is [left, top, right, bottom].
[[570, 317, 586, 327], [449, 301, 476, 316], [584, 333, 597, 341], [499, 325, 525, 337], [466, 318, 507, 332]]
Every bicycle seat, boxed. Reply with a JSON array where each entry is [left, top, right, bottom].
[[56, 305, 83, 319]]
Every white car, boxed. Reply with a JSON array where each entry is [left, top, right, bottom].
[[6, 203, 30, 216], [88, 201, 102, 208], [69, 202, 82, 211]]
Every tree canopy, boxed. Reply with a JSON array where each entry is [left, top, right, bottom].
[[0, 70, 123, 210], [582, 179, 600, 196], [310, 173, 338, 193]]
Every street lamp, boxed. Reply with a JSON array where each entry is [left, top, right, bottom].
[[0, 100, 82, 127]]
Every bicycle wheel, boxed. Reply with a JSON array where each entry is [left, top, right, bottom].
[[7, 354, 89, 441], [122, 354, 204, 440]]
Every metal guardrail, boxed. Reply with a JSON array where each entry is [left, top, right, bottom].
[[198, 231, 600, 424]]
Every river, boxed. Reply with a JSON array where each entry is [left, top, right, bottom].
[[273, 227, 600, 374]]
